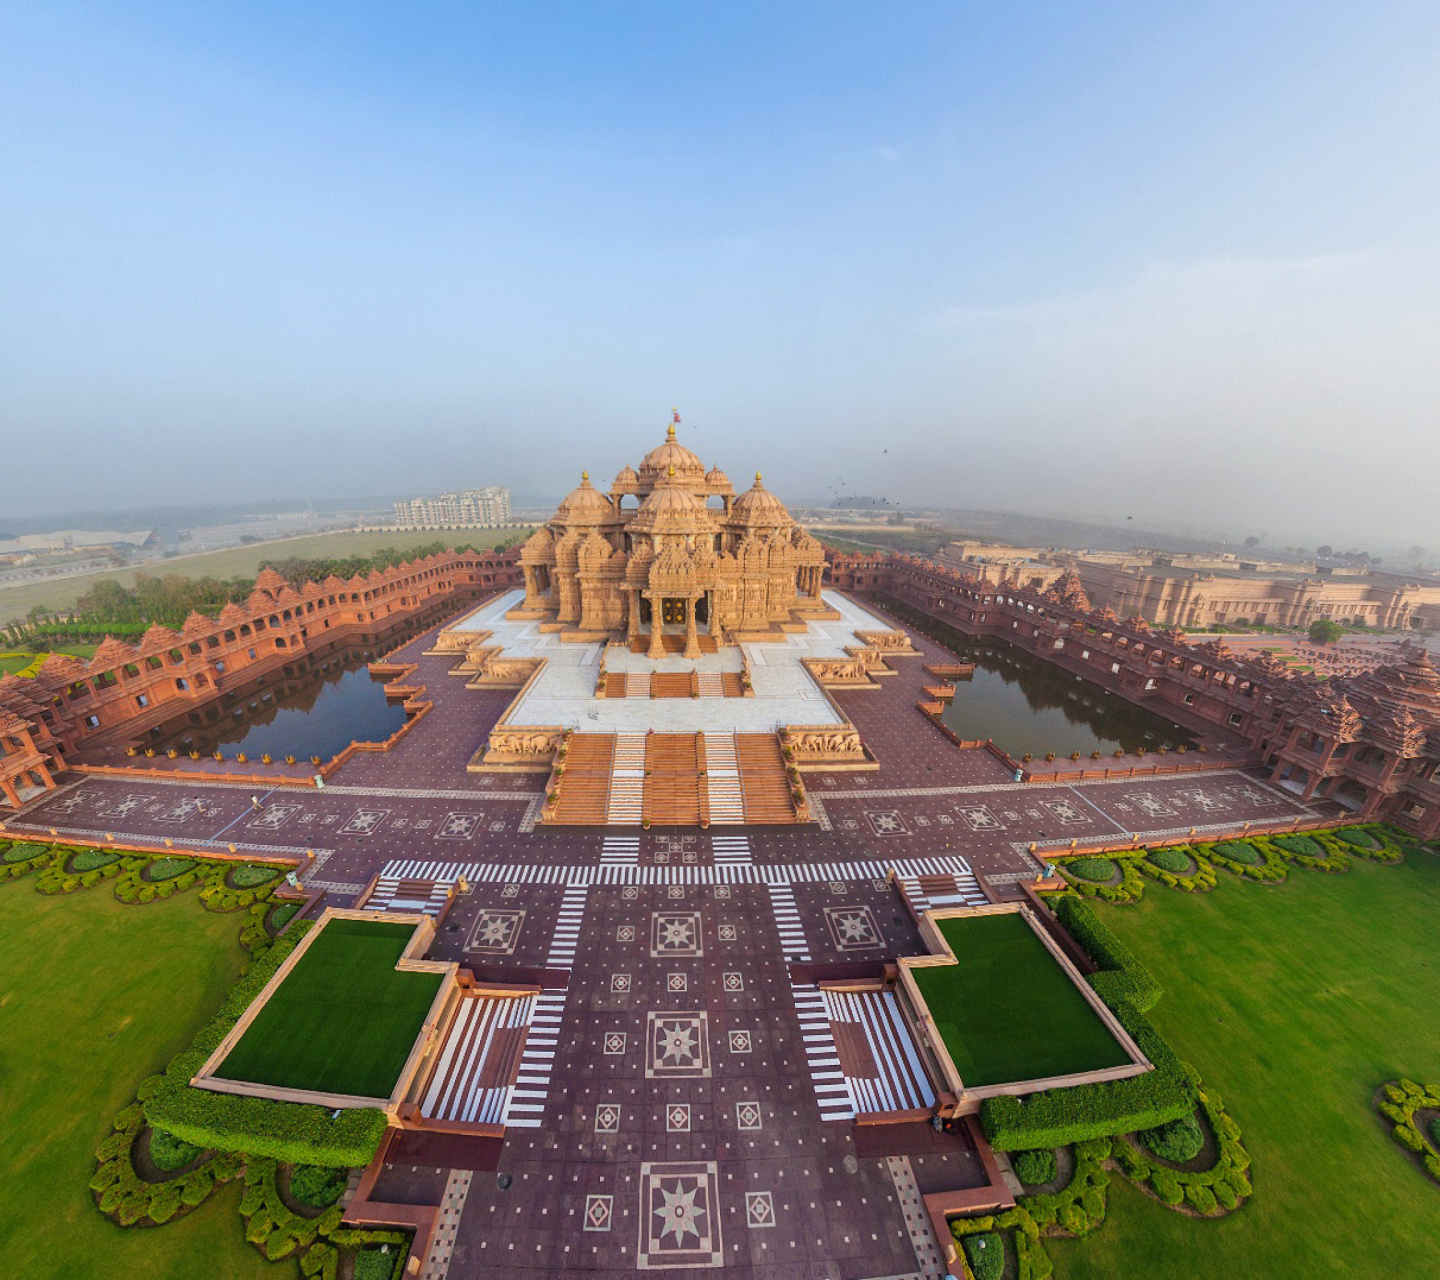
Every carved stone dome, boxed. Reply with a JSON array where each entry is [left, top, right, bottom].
[[629, 481, 717, 535], [705, 464, 732, 490], [638, 424, 706, 485], [731, 472, 790, 524], [612, 464, 640, 491], [555, 472, 612, 523]]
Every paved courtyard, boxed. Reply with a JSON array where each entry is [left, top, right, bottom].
[[4, 591, 1337, 1279]]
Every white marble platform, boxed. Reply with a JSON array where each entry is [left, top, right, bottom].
[[445, 589, 893, 733]]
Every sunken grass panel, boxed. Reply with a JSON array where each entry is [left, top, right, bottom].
[[216, 917, 442, 1099], [1050, 855, 1440, 1280], [913, 912, 1131, 1088], [0, 875, 280, 1279]]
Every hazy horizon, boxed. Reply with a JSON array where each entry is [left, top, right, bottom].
[[4, 3, 1437, 549]]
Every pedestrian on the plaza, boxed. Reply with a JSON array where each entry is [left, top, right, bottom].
[[250, 794, 261, 811]]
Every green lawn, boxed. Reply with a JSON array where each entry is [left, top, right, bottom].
[[0, 880, 282, 1280], [913, 912, 1131, 1088], [1050, 854, 1440, 1279], [217, 917, 441, 1099]]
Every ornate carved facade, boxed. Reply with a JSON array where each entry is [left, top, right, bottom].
[[512, 423, 831, 656]]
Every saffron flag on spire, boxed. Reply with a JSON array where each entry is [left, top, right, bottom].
[[672, 407, 681, 424]]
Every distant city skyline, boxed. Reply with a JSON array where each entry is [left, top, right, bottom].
[[3, 3, 1437, 546]]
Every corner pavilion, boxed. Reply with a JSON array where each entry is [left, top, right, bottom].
[[428, 421, 921, 824]]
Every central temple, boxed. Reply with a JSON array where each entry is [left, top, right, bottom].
[[510, 420, 832, 654], [428, 419, 920, 823]]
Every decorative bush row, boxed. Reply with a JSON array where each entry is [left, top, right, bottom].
[[1052, 853, 1146, 904], [956, 1072, 1252, 1279], [144, 923, 391, 1168], [1138, 845, 1217, 893], [1376, 1078, 1440, 1184], [90, 1089, 244, 1227], [1111, 1067, 1252, 1212], [1199, 837, 1288, 880]]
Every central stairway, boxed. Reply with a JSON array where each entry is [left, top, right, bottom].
[[545, 731, 802, 827]]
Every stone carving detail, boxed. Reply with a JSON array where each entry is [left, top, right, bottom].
[[802, 657, 871, 686], [782, 726, 865, 760]]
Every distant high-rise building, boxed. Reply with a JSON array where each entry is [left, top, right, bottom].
[[392, 486, 512, 529]]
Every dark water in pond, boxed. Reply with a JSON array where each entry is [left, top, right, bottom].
[[873, 595, 1195, 758], [149, 648, 409, 761]]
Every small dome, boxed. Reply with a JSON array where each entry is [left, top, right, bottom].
[[612, 464, 640, 491], [555, 472, 612, 523], [628, 481, 719, 535], [638, 423, 706, 484], [731, 471, 791, 524], [705, 463, 732, 489]]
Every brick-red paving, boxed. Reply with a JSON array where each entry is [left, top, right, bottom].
[[8, 592, 1342, 1278]]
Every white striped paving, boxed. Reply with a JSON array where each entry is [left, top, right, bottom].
[[768, 882, 810, 960], [791, 985, 855, 1121], [894, 870, 987, 914], [822, 989, 935, 1113], [421, 994, 535, 1124], [504, 991, 567, 1128], [600, 836, 641, 866], [702, 733, 744, 824], [374, 853, 980, 888], [546, 884, 588, 968], [710, 833, 752, 865], [607, 732, 646, 824]]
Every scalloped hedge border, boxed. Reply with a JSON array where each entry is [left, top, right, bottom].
[[0, 838, 292, 953], [1375, 1079, 1440, 1185], [953, 1067, 1251, 1280], [1048, 823, 1412, 906]]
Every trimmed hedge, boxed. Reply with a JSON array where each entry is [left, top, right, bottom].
[[148, 857, 197, 881], [1145, 847, 1191, 874], [1051, 896, 1161, 1011], [290, 1164, 348, 1209], [962, 1231, 1004, 1280], [144, 924, 391, 1168], [71, 849, 120, 872], [1012, 1148, 1057, 1186], [1200, 837, 1289, 882], [1138, 1113, 1204, 1163], [1065, 858, 1116, 883], [1376, 1078, 1440, 1185], [231, 864, 283, 889], [149, 1126, 204, 1172]]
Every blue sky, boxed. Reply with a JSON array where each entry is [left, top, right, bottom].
[[3, 2, 1437, 547]]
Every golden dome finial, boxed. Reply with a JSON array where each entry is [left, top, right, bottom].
[[755, 471, 763, 484], [581, 469, 589, 482], [667, 464, 675, 478], [666, 423, 677, 441]]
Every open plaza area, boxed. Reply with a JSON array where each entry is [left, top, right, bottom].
[[2, 432, 1438, 1280]]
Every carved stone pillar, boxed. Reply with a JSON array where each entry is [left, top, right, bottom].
[[522, 564, 538, 607], [648, 597, 667, 660], [627, 589, 640, 642], [683, 595, 701, 660]]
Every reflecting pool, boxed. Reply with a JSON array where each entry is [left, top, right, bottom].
[[147, 646, 409, 761], [873, 595, 1195, 758]]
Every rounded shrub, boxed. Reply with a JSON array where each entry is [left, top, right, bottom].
[[1213, 840, 1261, 865], [72, 849, 120, 872], [289, 1164, 348, 1209], [1012, 1148, 1057, 1186], [4, 841, 49, 863], [1146, 847, 1191, 874], [961, 1231, 1004, 1280], [1139, 1113, 1204, 1163], [1336, 827, 1379, 850], [232, 864, 282, 889], [1065, 857, 1117, 883], [1276, 834, 1323, 857], [149, 1127, 203, 1172], [148, 857, 196, 881]]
